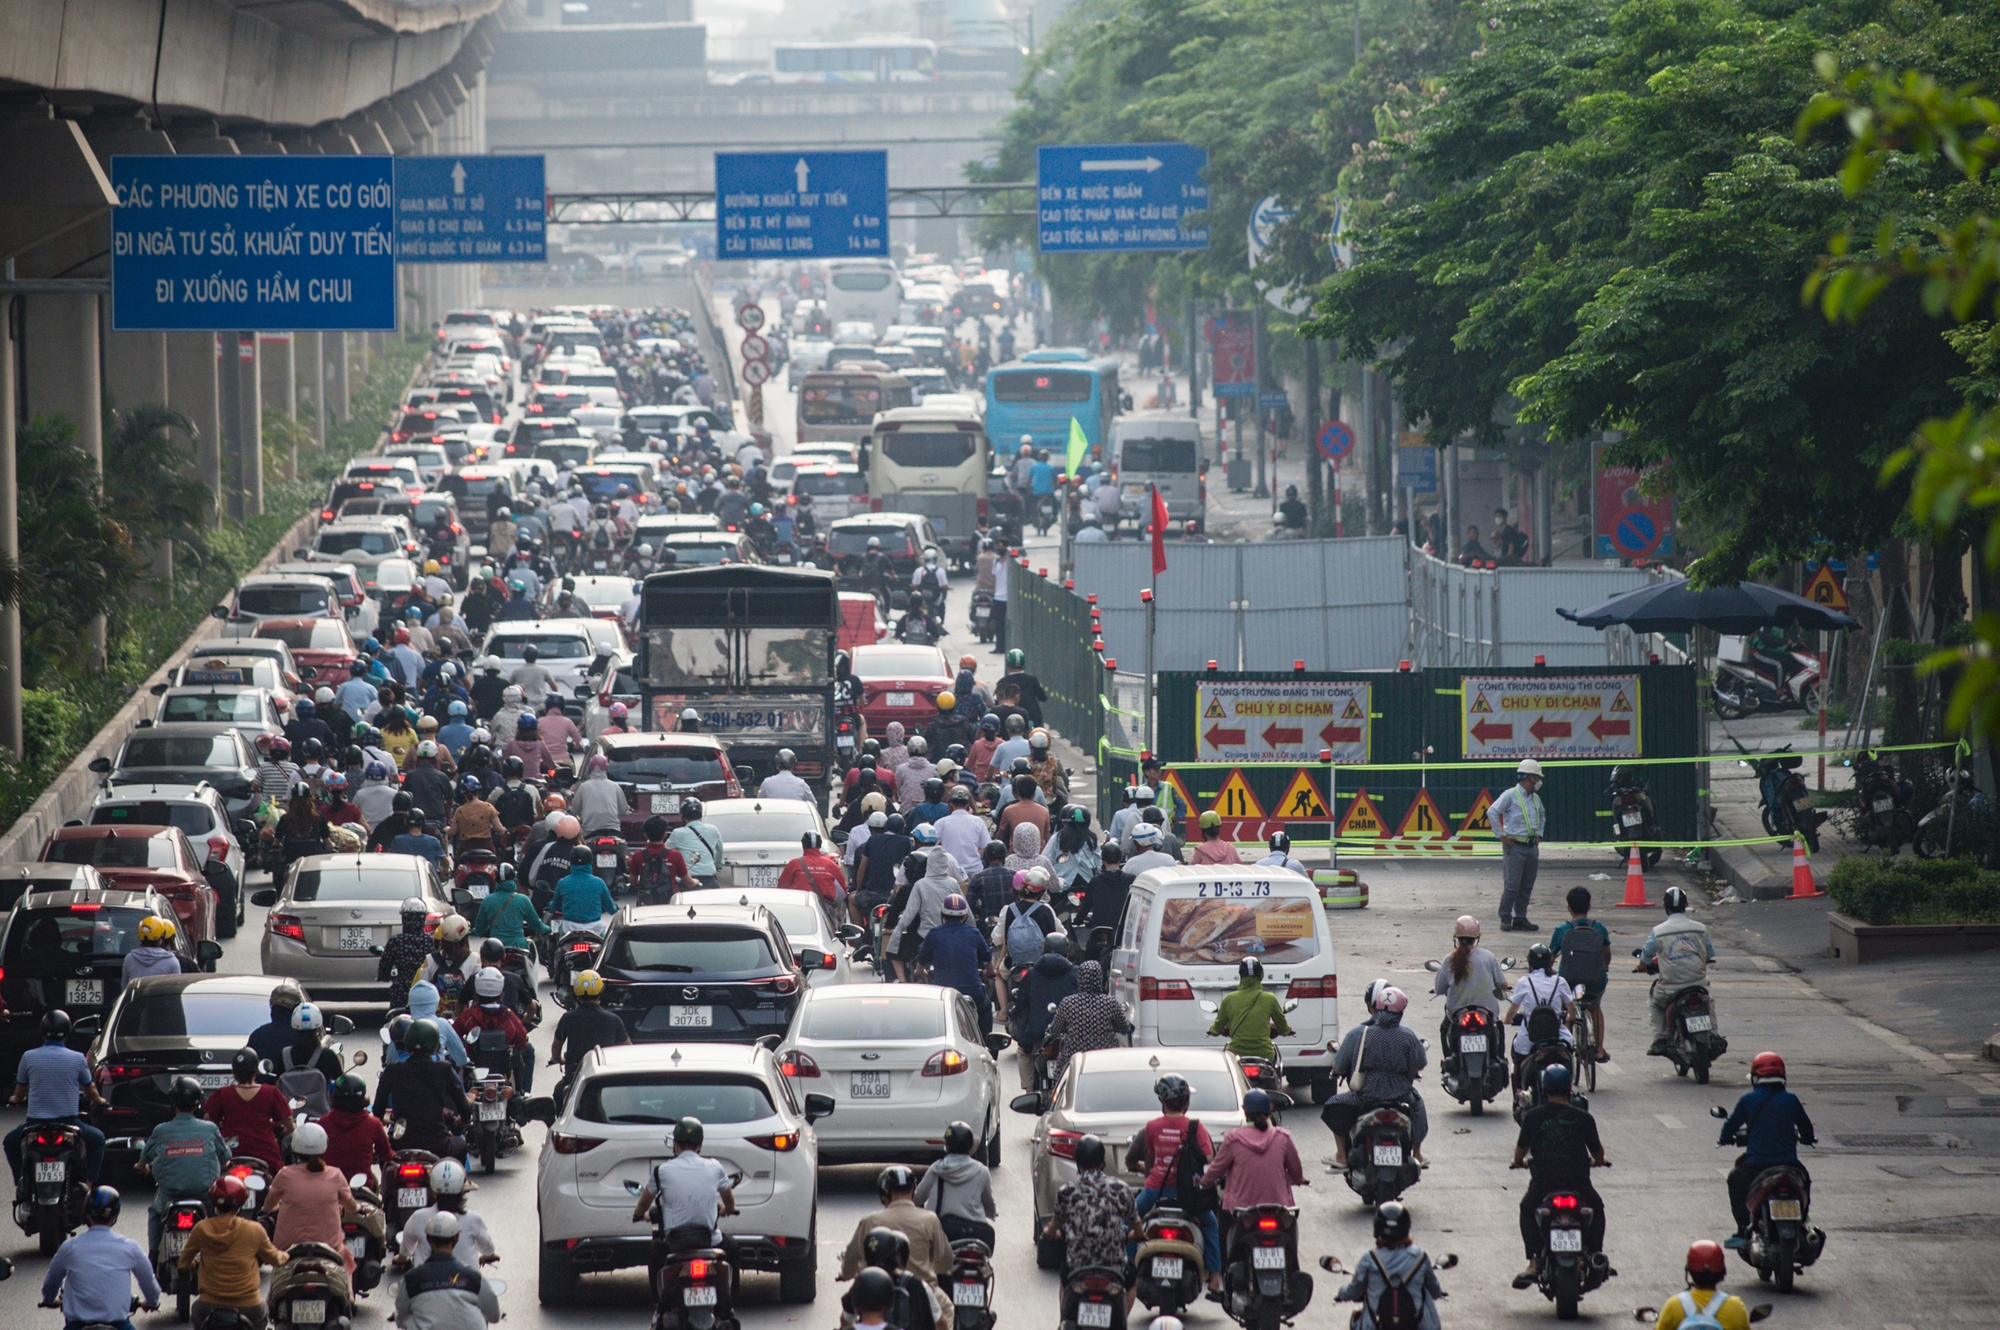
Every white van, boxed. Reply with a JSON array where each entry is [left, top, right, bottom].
[[1107, 864, 1337, 1094], [1111, 416, 1206, 532]]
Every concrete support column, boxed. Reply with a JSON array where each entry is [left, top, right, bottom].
[[313, 332, 327, 447], [335, 332, 351, 424], [22, 293, 106, 664], [237, 333, 262, 517], [0, 296, 19, 759], [167, 334, 222, 522]]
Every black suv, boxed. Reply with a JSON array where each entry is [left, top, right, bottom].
[[594, 903, 805, 1045]]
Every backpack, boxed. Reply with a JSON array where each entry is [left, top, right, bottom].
[[1558, 921, 1608, 989], [635, 846, 675, 900], [1172, 1127, 1218, 1218], [277, 1047, 331, 1117], [1005, 902, 1046, 963], [1522, 974, 1564, 1045], [1368, 1250, 1428, 1330], [1670, 1291, 1730, 1330]]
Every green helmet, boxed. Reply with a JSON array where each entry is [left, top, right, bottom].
[[404, 1018, 442, 1058], [672, 1116, 704, 1151], [1005, 648, 1025, 668]]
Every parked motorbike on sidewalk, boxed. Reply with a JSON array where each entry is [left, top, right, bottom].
[[1849, 750, 1917, 854], [1608, 765, 1662, 868], [1712, 636, 1824, 719], [1742, 747, 1823, 854], [1708, 1106, 1825, 1292], [971, 591, 995, 642]]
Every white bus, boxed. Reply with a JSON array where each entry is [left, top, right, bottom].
[[771, 39, 937, 83], [823, 259, 903, 336], [861, 404, 991, 568]]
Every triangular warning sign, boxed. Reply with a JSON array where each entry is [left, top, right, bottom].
[[1804, 563, 1849, 612], [1609, 690, 1632, 713], [1455, 788, 1497, 838], [1274, 770, 1329, 819], [1210, 769, 1266, 820], [1341, 696, 1364, 720], [1337, 788, 1387, 839], [1202, 696, 1227, 719], [1156, 769, 1197, 826], [1395, 788, 1449, 839], [1469, 692, 1492, 714]]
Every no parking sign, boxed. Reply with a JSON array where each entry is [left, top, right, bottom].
[[1593, 445, 1675, 560]]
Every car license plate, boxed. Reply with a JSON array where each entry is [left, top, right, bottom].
[[340, 926, 373, 951], [479, 1100, 507, 1121], [683, 1287, 718, 1307], [1768, 1199, 1802, 1220], [1872, 796, 1895, 813], [1684, 1014, 1714, 1032], [596, 854, 618, 868], [1621, 812, 1643, 827], [1373, 1144, 1403, 1168], [1252, 1246, 1286, 1270], [290, 1301, 326, 1324], [750, 866, 781, 888], [197, 1073, 233, 1090], [346, 1236, 367, 1258], [1077, 1303, 1113, 1328], [1151, 1257, 1183, 1280], [887, 691, 914, 708], [34, 1162, 64, 1183], [1459, 1034, 1486, 1053], [670, 1006, 712, 1028], [398, 1187, 428, 1209], [1549, 1229, 1584, 1253], [851, 1071, 891, 1099], [652, 794, 675, 814], [953, 1283, 986, 1307], [64, 979, 102, 1006]]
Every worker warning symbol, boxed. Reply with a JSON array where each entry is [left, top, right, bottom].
[[1341, 696, 1364, 720], [1470, 692, 1492, 714], [1456, 788, 1496, 838], [1203, 696, 1227, 719], [1210, 769, 1265, 820], [1156, 770, 1198, 824], [1395, 788, 1449, 839], [1275, 770, 1328, 820], [1337, 788, 1387, 838], [1610, 690, 1632, 713]]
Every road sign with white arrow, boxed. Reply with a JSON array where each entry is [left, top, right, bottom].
[[1036, 143, 1209, 253], [714, 150, 888, 259], [393, 155, 546, 263]]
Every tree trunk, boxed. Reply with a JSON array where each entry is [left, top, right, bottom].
[[1882, 539, 1922, 746]]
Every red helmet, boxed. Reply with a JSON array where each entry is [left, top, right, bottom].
[[394, 627, 411, 645], [1750, 1051, 1787, 1084], [209, 1175, 250, 1210], [1685, 1240, 1727, 1279]]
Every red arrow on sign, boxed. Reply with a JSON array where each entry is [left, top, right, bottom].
[[1204, 725, 1247, 748], [1470, 719, 1514, 744], [1262, 724, 1304, 747], [1320, 722, 1363, 746], [1528, 716, 1573, 743], [1587, 715, 1632, 742]]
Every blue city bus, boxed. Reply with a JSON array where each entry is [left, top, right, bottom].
[[983, 354, 1122, 470]]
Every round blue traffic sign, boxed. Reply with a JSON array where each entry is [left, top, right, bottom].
[[1317, 420, 1354, 462], [1612, 509, 1660, 557]]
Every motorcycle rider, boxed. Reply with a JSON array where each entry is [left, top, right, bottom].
[[319, 1076, 394, 1193], [860, 536, 896, 607], [844, 1232, 935, 1330], [569, 754, 630, 839], [394, 1211, 502, 1330], [469, 868, 549, 951], [1656, 1241, 1751, 1330], [758, 747, 815, 802], [912, 1122, 997, 1247], [1432, 914, 1508, 1055], [547, 845, 619, 936], [263, 1123, 358, 1298], [404, 982, 471, 1069], [1508, 1063, 1610, 1288], [1016, 932, 1077, 1088], [1257, 830, 1307, 875], [394, 1160, 498, 1271], [629, 1117, 737, 1259], [1043, 1135, 1139, 1310], [549, 971, 630, 1107], [1639, 887, 1717, 1057], [840, 1167, 954, 1313], [121, 915, 185, 985], [1209, 957, 1293, 1061], [371, 1021, 470, 1159], [1331, 1202, 1445, 1330], [1202, 1088, 1307, 1293], [44, 1186, 160, 1330], [1504, 944, 1577, 1088], [453, 969, 530, 1093], [1048, 961, 1133, 1083], [277, 1004, 345, 1117], [137, 1076, 229, 1263], [667, 798, 724, 890], [1321, 987, 1429, 1170], [201, 1048, 289, 1172], [1718, 1052, 1816, 1250], [180, 1176, 287, 1330], [6, 1010, 108, 1194], [1125, 1073, 1223, 1295], [1551, 887, 1614, 1063], [911, 549, 949, 615]]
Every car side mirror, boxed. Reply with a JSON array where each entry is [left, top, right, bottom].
[[804, 1093, 835, 1122], [755, 1034, 781, 1050], [1710, 1105, 1729, 1119], [1010, 1092, 1047, 1116], [197, 941, 223, 965], [63, 819, 83, 828], [88, 757, 111, 774], [210, 605, 230, 619], [1266, 1091, 1294, 1111], [330, 1015, 355, 1036], [520, 1096, 557, 1125], [71, 1016, 101, 1038], [800, 949, 828, 972], [150, 682, 170, 696], [135, 719, 153, 729], [835, 923, 864, 943], [251, 890, 278, 908], [235, 820, 258, 841]]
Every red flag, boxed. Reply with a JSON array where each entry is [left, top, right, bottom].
[[1150, 483, 1170, 577]]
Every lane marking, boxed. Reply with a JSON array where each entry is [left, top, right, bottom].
[[1655, 1114, 1685, 1130]]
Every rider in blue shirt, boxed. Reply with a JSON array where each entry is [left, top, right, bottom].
[[1028, 456, 1059, 496], [1718, 1051, 1816, 1248], [6, 1013, 108, 1193], [548, 848, 620, 934]]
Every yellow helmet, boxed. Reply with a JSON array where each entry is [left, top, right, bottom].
[[572, 969, 605, 998], [936, 691, 956, 711], [423, 560, 441, 575], [138, 915, 177, 946]]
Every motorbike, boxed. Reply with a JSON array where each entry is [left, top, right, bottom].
[[383, 1150, 440, 1238], [1636, 949, 1727, 1082], [868, 903, 894, 980], [1319, 1251, 1456, 1324], [341, 1173, 387, 1297], [157, 1196, 208, 1318], [590, 833, 628, 892], [269, 1241, 355, 1330], [1341, 1105, 1422, 1205], [1032, 492, 1059, 536], [1850, 750, 1918, 855], [1059, 1265, 1127, 1330], [1512, 1034, 1584, 1125], [650, 1220, 736, 1330], [456, 849, 501, 906], [1132, 1206, 1204, 1318], [1219, 1206, 1312, 1330], [1914, 765, 1988, 860], [1708, 1106, 1825, 1291], [971, 591, 994, 642], [466, 1027, 523, 1174], [1439, 1004, 1509, 1115], [1743, 747, 1823, 854], [14, 1119, 90, 1255], [550, 928, 604, 995], [1608, 768, 1663, 869], [1196, 996, 1298, 1107], [896, 604, 940, 645], [1527, 1187, 1614, 1320], [220, 1153, 273, 1232], [946, 1238, 996, 1330], [1712, 638, 1824, 719]]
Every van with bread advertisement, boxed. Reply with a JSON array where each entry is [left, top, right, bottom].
[[1108, 865, 1340, 1100]]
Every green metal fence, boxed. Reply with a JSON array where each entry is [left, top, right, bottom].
[[1010, 564, 1104, 759]]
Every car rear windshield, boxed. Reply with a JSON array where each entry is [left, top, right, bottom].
[[47, 837, 179, 869], [534, 443, 595, 468], [92, 804, 215, 837], [575, 1075, 775, 1126], [161, 693, 264, 724], [397, 412, 443, 434], [115, 992, 274, 1038], [578, 472, 646, 501], [440, 475, 512, 500], [256, 622, 349, 651], [880, 430, 978, 469], [1154, 894, 1321, 966], [1073, 1066, 1237, 1114], [992, 370, 1092, 403], [798, 995, 943, 1041], [604, 746, 725, 784], [829, 529, 915, 558], [487, 635, 589, 660], [701, 807, 820, 845], [290, 869, 424, 903], [316, 529, 397, 556], [855, 648, 944, 678], [606, 926, 773, 972], [831, 270, 894, 291], [801, 382, 881, 425], [1119, 437, 1200, 472], [6, 907, 150, 962], [238, 585, 332, 616], [793, 471, 869, 497], [123, 735, 237, 768], [662, 542, 734, 566]]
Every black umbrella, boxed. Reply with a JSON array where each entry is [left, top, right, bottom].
[[1557, 580, 1858, 635]]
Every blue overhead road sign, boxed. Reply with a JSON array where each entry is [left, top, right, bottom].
[[110, 156, 395, 332], [1036, 143, 1209, 253], [714, 151, 887, 259], [395, 156, 546, 263]]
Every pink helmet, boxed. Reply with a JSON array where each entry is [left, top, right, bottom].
[[556, 815, 581, 839], [608, 702, 628, 721], [1375, 987, 1409, 1014], [1454, 915, 1481, 940]]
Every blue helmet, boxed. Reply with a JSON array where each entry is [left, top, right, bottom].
[[295, 699, 315, 718], [1243, 1089, 1273, 1118], [406, 606, 423, 619], [362, 637, 382, 654], [517, 715, 539, 732], [448, 700, 468, 717], [912, 824, 939, 845], [1540, 1062, 1572, 1096], [365, 761, 390, 781], [348, 659, 368, 675], [458, 775, 484, 797]]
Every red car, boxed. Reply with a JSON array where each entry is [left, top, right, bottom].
[[252, 617, 360, 686], [38, 826, 220, 960], [850, 643, 953, 733]]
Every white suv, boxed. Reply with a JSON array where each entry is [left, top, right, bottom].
[[85, 783, 248, 937], [532, 1041, 831, 1307]]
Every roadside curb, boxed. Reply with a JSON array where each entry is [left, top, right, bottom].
[[1708, 840, 1794, 901]]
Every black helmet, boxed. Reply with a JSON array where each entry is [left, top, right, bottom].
[[1009, 757, 1031, 776], [1663, 886, 1689, 913], [923, 778, 944, 801], [943, 1121, 976, 1155], [480, 938, 506, 963], [673, 1116, 705, 1151], [679, 797, 703, 821], [885, 813, 907, 835], [393, 791, 415, 813], [850, 1267, 898, 1314], [169, 1075, 205, 1111], [1238, 957, 1264, 982], [945, 744, 967, 763], [570, 844, 597, 866], [1073, 1134, 1107, 1171], [876, 1165, 916, 1203], [404, 1019, 442, 1058], [802, 831, 822, 850], [861, 1226, 910, 1272], [231, 1046, 262, 1079], [387, 1014, 414, 1048], [1269, 830, 1291, 853], [300, 738, 325, 760], [1043, 932, 1073, 957], [1153, 1074, 1191, 1105], [341, 746, 364, 768], [331, 1074, 369, 1113], [41, 1010, 71, 1039], [503, 755, 525, 779], [1527, 943, 1555, 972], [1373, 1201, 1412, 1245], [85, 1185, 122, 1227]]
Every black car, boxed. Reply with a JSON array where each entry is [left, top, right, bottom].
[[596, 903, 806, 1044], [81, 974, 350, 1165], [89, 725, 261, 819]]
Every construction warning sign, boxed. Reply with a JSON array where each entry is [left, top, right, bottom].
[[1461, 674, 1640, 760], [1209, 769, 1266, 820], [1195, 680, 1371, 765], [1394, 788, 1450, 839], [1274, 770, 1329, 820], [1456, 788, 1497, 838], [1337, 788, 1388, 839]]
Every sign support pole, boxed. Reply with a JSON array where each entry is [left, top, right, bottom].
[[1817, 629, 1829, 790], [1142, 589, 1156, 753]]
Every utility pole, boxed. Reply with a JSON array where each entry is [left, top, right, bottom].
[[1304, 338, 1323, 533], [1252, 302, 1268, 500]]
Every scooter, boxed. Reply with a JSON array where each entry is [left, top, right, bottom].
[[14, 1119, 90, 1255], [269, 1241, 355, 1330], [1218, 1206, 1311, 1330], [1058, 1264, 1127, 1330], [1341, 1106, 1422, 1205], [1132, 1206, 1204, 1318], [465, 1028, 522, 1174], [1438, 1004, 1509, 1115], [1526, 1186, 1614, 1320], [591, 833, 628, 892], [550, 928, 604, 996], [220, 1153, 273, 1233], [1637, 949, 1727, 1082], [1709, 1106, 1826, 1292], [945, 1238, 996, 1330], [156, 1196, 208, 1318], [383, 1150, 440, 1238], [1850, 749, 1917, 855], [1712, 638, 1824, 719], [341, 1173, 387, 1297], [1032, 492, 1059, 536], [1742, 747, 1823, 854], [971, 591, 994, 642], [1318, 1251, 1456, 1324], [1608, 766, 1662, 869], [1512, 1034, 1584, 1126], [650, 1220, 737, 1330]]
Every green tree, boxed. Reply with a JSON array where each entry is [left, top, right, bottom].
[[16, 416, 140, 677], [104, 405, 213, 568]]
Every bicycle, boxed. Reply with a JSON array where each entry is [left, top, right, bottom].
[[1569, 991, 1602, 1092]]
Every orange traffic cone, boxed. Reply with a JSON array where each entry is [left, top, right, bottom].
[[1613, 842, 1651, 908], [1787, 832, 1824, 899]]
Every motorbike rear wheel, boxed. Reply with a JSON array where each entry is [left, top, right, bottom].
[[38, 1207, 63, 1256], [1711, 689, 1748, 721], [480, 1130, 497, 1174], [1775, 1261, 1795, 1294]]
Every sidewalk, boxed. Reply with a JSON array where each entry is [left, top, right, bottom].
[[1705, 708, 1861, 900]]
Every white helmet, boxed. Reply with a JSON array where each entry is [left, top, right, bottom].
[[474, 967, 506, 998], [504, 685, 523, 703], [425, 1210, 462, 1242], [434, 914, 472, 943], [430, 1158, 469, 1196], [290, 1003, 325, 1032], [290, 1123, 328, 1156], [1516, 759, 1543, 777]]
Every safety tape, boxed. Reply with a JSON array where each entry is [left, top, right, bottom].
[[1238, 833, 1798, 851], [1095, 737, 1954, 772]]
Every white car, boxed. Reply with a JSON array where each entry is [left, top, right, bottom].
[[695, 798, 828, 891], [532, 1041, 830, 1306], [673, 887, 858, 987], [777, 984, 1002, 1165], [86, 782, 250, 937]]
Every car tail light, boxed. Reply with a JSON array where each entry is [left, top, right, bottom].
[[1140, 977, 1192, 1001], [69, 903, 102, 913], [922, 1049, 968, 1077], [269, 913, 305, 942], [779, 1051, 820, 1078], [206, 836, 231, 863], [770, 973, 800, 996], [686, 1258, 710, 1280], [749, 1132, 799, 1152], [1257, 1215, 1281, 1231], [175, 1209, 198, 1230], [551, 1133, 603, 1155], [1285, 976, 1328, 999], [96, 1066, 148, 1088], [1048, 1129, 1082, 1160], [320, 509, 336, 521]]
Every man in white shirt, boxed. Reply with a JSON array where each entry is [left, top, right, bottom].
[[1488, 759, 1546, 931], [933, 788, 991, 874], [631, 1118, 735, 1247], [756, 749, 816, 803]]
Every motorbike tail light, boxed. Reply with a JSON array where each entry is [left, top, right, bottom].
[[1155, 1224, 1188, 1242], [1048, 1129, 1082, 1160], [686, 1258, 710, 1280], [922, 1049, 968, 1077], [1458, 1008, 1486, 1029], [1683, 992, 1707, 1012], [1285, 976, 1327, 999], [176, 1209, 199, 1230], [779, 1051, 820, 1078], [1140, 977, 1193, 1001], [1371, 1109, 1402, 1125], [1256, 1215, 1281, 1231], [33, 1130, 68, 1146], [569, 942, 594, 955], [229, 1164, 257, 1180], [749, 1132, 799, 1152], [398, 1163, 429, 1179], [1080, 1273, 1113, 1293], [551, 1132, 603, 1154], [269, 914, 306, 941], [1550, 1194, 1580, 1210]]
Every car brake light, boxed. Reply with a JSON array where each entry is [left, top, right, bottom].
[[96, 1066, 148, 1087], [70, 903, 102, 913], [686, 1258, 710, 1280], [551, 1132, 604, 1154], [749, 1132, 799, 1152], [1140, 977, 1193, 1001], [320, 510, 336, 521], [207, 836, 231, 862], [269, 913, 305, 942], [769, 973, 800, 996], [1285, 977, 1326, 999], [1551, 1194, 1580, 1210], [398, 1163, 428, 1179], [922, 1049, 968, 1077], [779, 1051, 820, 1078], [1048, 1129, 1082, 1160]]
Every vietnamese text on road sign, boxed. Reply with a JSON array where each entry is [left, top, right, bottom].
[[715, 151, 886, 259], [1036, 143, 1209, 253], [1462, 674, 1640, 759], [110, 156, 395, 332], [1196, 680, 1370, 764], [394, 156, 546, 263]]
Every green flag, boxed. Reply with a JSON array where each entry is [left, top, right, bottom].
[[1066, 416, 1090, 477]]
